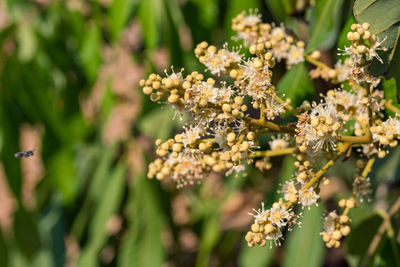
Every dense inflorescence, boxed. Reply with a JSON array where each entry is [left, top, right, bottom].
[[140, 10, 400, 248]]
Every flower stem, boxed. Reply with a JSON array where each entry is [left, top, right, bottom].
[[251, 147, 295, 158], [302, 142, 351, 190]]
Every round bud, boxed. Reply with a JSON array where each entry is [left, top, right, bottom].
[[341, 225, 351, 236], [222, 104, 232, 113], [247, 132, 256, 141], [338, 199, 346, 207], [230, 69, 238, 78], [332, 230, 342, 240], [143, 86, 153, 95], [227, 132, 236, 143]]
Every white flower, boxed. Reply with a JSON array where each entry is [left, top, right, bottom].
[[334, 60, 352, 82], [325, 89, 358, 111], [167, 149, 206, 187], [281, 181, 297, 202], [265, 228, 283, 246], [249, 202, 268, 224], [180, 125, 205, 147], [299, 187, 319, 207], [269, 136, 289, 151], [242, 13, 261, 27], [203, 47, 242, 75], [301, 102, 343, 153], [268, 202, 291, 228], [322, 211, 338, 234], [368, 36, 387, 63], [286, 45, 304, 66], [264, 95, 287, 120], [353, 176, 371, 201], [240, 59, 272, 100]]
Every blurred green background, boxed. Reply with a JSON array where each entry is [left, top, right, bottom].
[[0, 0, 399, 266]]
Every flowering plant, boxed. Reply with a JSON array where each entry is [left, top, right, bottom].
[[140, 7, 400, 253]]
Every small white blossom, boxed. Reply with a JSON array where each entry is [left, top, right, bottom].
[[281, 181, 297, 202], [299, 187, 320, 208]]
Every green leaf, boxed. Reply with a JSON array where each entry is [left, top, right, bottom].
[[347, 213, 384, 263], [118, 175, 166, 267], [138, 0, 163, 50], [277, 62, 314, 107], [77, 163, 126, 267], [383, 78, 400, 115], [47, 148, 78, 204], [13, 208, 42, 260], [354, 0, 400, 100], [0, 229, 8, 267], [189, 0, 218, 28], [239, 243, 275, 267], [282, 204, 325, 267], [264, 0, 294, 23], [71, 144, 117, 240], [307, 0, 345, 52], [17, 21, 38, 62], [375, 146, 400, 183], [138, 107, 186, 141], [196, 213, 221, 267], [79, 23, 102, 84], [108, 0, 138, 42]]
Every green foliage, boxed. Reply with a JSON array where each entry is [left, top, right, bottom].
[[354, 0, 400, 100], [277, 62, 314, 107], [307, 0, 345, 52], [282, 204, 325, 267]]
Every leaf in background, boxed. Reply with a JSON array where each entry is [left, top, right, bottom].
[[264, 0, 294, 23], [382, 78, 400, 117], [282, 204, 325, 267], [17, 21, 38, 62], [239, 243, 275, 267], [79, 23, 102, 84], [375, 146, 400, 184], [71, 144, 117, 240], [307, 0, 345, 52], [13, 208, 42, 260], [78, 163, 126, 267], [138, 107, 186, 141], [354, 0, 400, 100], [108, 0, 138, 42], [118, 174, 166, 267], [0, 230, 8, 267], [196, 213, 221, 267], [47, 148, 78, 204], [277, 63, 314, 107], [379, 234, 400, 267], [189, 0, 218, 28], [138, 0, 163, 51], [347, 213, 384, 263]]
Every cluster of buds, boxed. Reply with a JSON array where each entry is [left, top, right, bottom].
[[295, 102, 345, 154], [321, 211, 352, 248], [245, 201, 300, 247], [339, 22, 387, 87], [194, 42, 242, 76], [231, 10, 305, 68], [141, 10, 399, 249]]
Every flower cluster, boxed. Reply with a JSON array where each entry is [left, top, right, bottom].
[[231, 10, 305, 68], [141, 10, 399, 249]]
